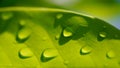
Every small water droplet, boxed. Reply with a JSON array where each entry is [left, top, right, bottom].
[[99, 32, 106, 38], [64, 60, 69, 65], [63, 27, 73, 37], [19, 48, 33, 59], [17, 27, 32, 42], [55, 34, 60, 40], [41, 48, 58, 62], [19, 20, 26, 27], [56, 14, 63, 19], [1, 12, 13, 20], [106, 50, 115, 59], [42, 37, 47, 41], [80, 46, 92, 55]]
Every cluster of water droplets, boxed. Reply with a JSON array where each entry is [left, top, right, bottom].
[[0, 12, 118, 66], [55, 14, 117, 62]]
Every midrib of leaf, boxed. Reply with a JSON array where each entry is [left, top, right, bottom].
[[0, 7, 94, 18]]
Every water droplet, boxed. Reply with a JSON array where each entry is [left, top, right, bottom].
[[17, 27, 32, 42], [41, 48, 58, 62], [19, 48, 33, 59], [68, 16, 88, 27], [1, 12, 13, 20], [19, 20, 26, 27], [42, 37, 47, 41], [56, 14, 63, 19], [55, 34, 60, 40], [64, 60, 69, 65], [106, 50, 115, 59], [63, 27, 73, 37], [80, 46, 92, 55], [99, 32, 106, 38]]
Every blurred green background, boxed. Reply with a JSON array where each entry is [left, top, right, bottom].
[[0, 0, 120, 29]]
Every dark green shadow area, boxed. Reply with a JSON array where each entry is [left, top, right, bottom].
[[54, 13, 73, 28], [58, 28, 73, 45], [93, 18, 120, 40], [0, 13, 13, 34], [72, 26, 89, 40]]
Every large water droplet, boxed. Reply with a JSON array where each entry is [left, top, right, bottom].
[[17, 27, 32, 42], [41, 48, 58, 62], [63, 27, 73, 37], [80, 46, 92, 55], [56, 14, 63, 19], [106, 50, 115, 59], [1, 12, 13, 20], [99, 32, 106, 38], [19, 48, 33, 59]]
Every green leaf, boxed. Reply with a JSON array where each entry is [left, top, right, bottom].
[[0, 7, 120, 68]]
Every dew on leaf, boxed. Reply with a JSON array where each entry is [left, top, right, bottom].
[[63, 27, 73, 37], [68, 16, 88, 27], [64, 60, 69, 65], [80, 46, 92, 55], [1, 12, 13, 20], [56, 14, 63, 19], [19, 20, 26, 27], [99, 32, 106, 38], [19, 48, 33, 59], [42, 37, 47, 41], [41, 48, 58, 62], [106, 50, 115, 59], [55, 34, 60, 40], [17, 27, 32, 42], [97, 32, 107, 41]]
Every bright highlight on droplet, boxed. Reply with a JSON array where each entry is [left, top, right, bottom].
[[1, 12, 13, 20], [41, 48, 58, 62], [106, 50, 115, 59], [80, 46, 92, 55], [19, 47, 33, 58], [63, 27, 73, 37], [17, 27, 32, 42], [99, 32, 106, 38]]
